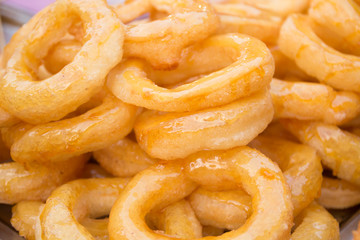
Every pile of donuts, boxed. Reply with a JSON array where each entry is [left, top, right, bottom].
[[1, 0, 359, 239]]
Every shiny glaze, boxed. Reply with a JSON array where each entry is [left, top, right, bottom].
[[109, 146, 293, 240], [0, 154, 89, 204], [271, 78, 360, 124], [39, 178, 130, 240], [134, 89, 273, 160], [278, 14, 360, 92], [107, 33, 274, 112], [10, 92, 137, 163], [282, 119, 360, 186], [318, 177, 360, 209], [0, 0, 125, 124], [291, 202, 339, 240], [94, 138, 157, 178]]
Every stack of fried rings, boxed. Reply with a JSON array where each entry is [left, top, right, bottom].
[[3, 0, 360, 239]]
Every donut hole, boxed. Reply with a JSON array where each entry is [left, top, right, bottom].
[[43, 21, 84, 75]]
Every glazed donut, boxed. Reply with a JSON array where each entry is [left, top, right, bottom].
[[188, 135, 322, 223], [10, 91, 137, 163], [188, 187, 251, 230], [213, 3, 282, 44], [107, 33, 274, 112], [282, 119, 360, 186], [309, 0, 360, 56], [134, 89, 273, 160], [318, 177, 360, 209], [0, 0, 125, 124], [123, 0, 219, 70], [0, 154, 89, 204], [278, 14, 360, 93], [12, 199, 203, 240], [109, 146, 293, 240], [271, 78, 360, 125], [93, 138, 157, 177], [44, 0, 220, 71], [291, 202, 339, 240], [249, 136, 322, 216], [12, 200, 109, 240], [38, 178, 130, 240]]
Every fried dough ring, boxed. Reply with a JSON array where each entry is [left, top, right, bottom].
[[13, 200, 202, 240], [123, 0, 219, 70], [309, 0, 360, 56], [10, 92, 137, 163], [278, 14, 360, 92], [107, 33, 274, 112], [93, 138, 157, 177], [109, 146, 293, 240], [12, 201, 110, 240], [0, 0, 125, 124], [213, 3, 282, 44], [188, 188, 252, 230], [291, 202, 339, 240], [38, 178, 130, 240], [318, 177, 360, 209], [189, 135, 322, 226], [0, 154, 89, 204], [249, 136, 322, 216], [134, 89, 273, 160], [148, 200, 202, 239], [271, 78, 360, 125], [282, 120, 360, 186], [44, 0, 219, 71]]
